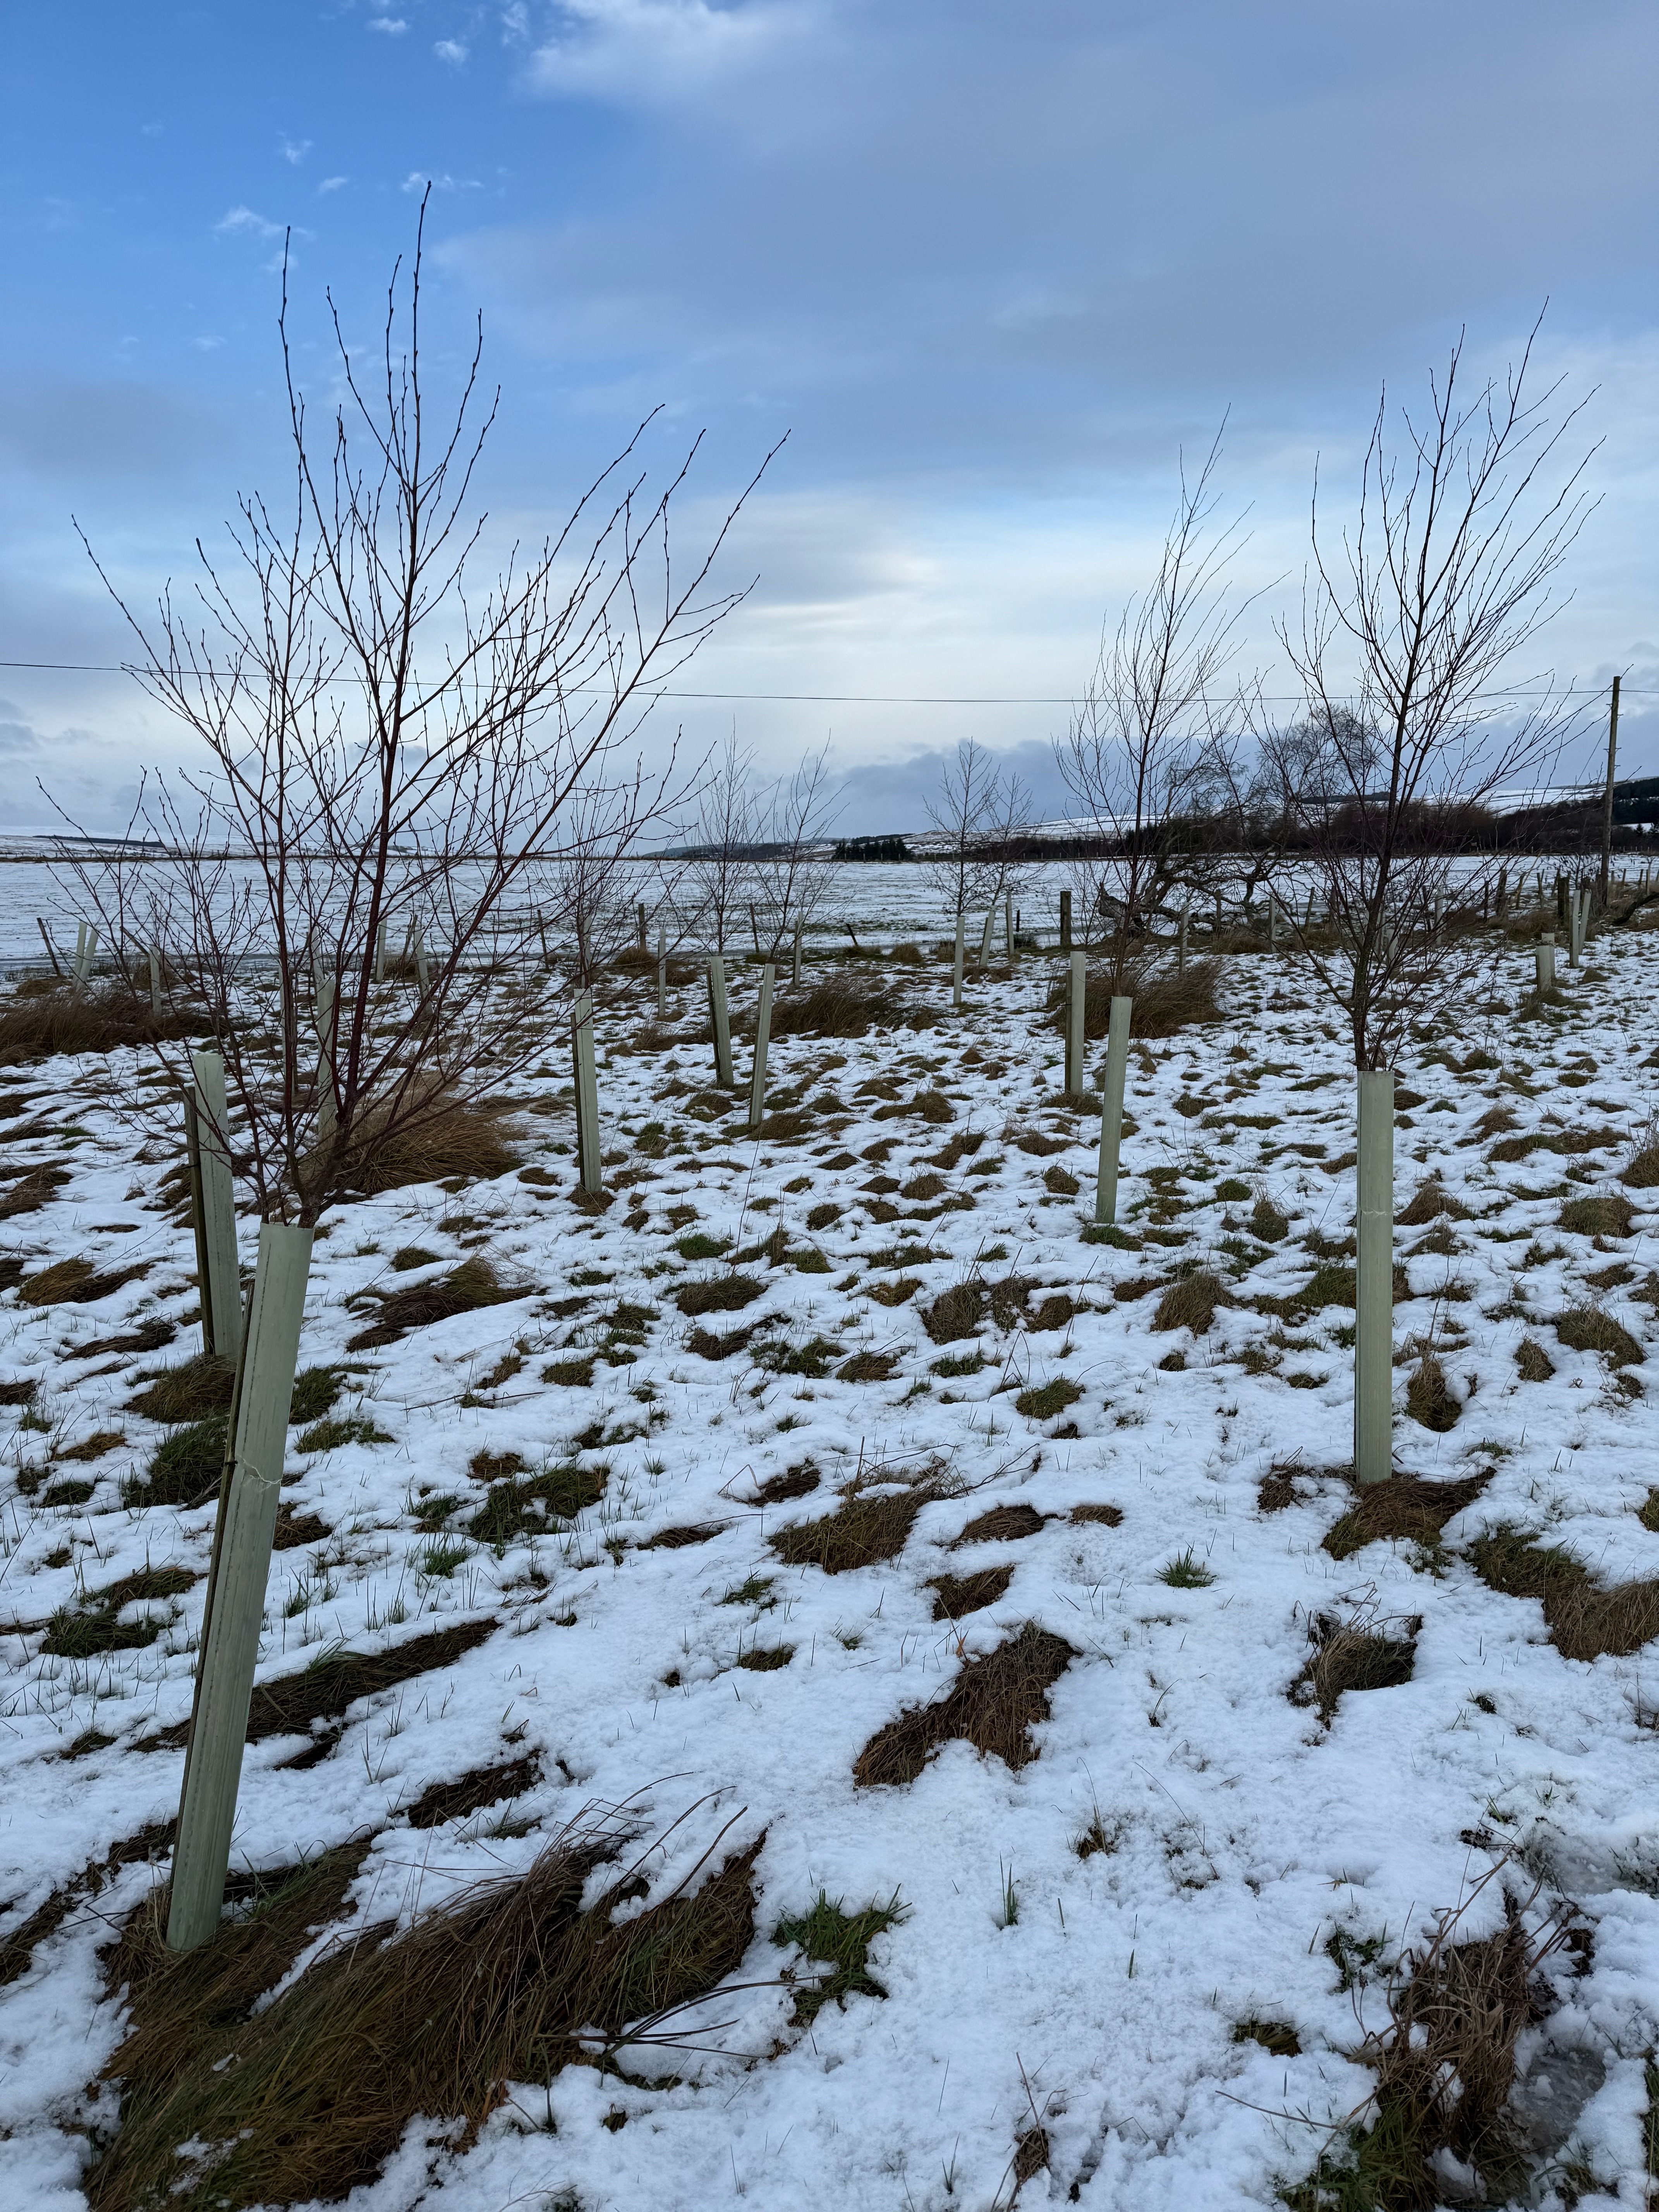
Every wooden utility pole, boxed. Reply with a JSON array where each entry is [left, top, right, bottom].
[[1598, 675, 1621, 911]]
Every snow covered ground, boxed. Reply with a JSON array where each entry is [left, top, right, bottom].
[[2, 925, 1658, 2211]]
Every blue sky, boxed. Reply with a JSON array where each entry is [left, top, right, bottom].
[[3, 1, 1659, 832]]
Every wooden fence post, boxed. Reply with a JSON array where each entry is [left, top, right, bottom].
[[374, 917, 388, 984], [637, 902, 649, 949], [1059, 889, 1072, 952], [36, 917, 62, 975], [1178, 898, 1189, 975], [657, 929, 668, 1021], [166, 1220, 313, 1951], [707, 955, 734, 1087], [1004, 896, 1013, 958], [572, 988, 602, 1194], [1354, 1068, 1395, 1488], [314, 965, 337, 1145], [1094, 995, 1132, 1224], [148, 943, 163, 1015], [977, 908, 994, 968], [1268, 896, 1278, 951], [1065, 951, 1085, 1099], [747, 963, 775, 1131], [188, 1049, 244, 1365], [792, 918, 803, 989], [952, 914, 965, 1010]]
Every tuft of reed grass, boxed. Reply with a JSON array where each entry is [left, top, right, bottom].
[[853, 1622, 1075, 1786], [19, 1256, 151, 1308], [1468, 1523, 1659, 1662], [127, 1357, 235, 1426], [953, 1502, 1045, 1546], [1322, 1470, 1490, 1560], [1292, 1611, 1419, 1723], [1558, 1192, 1635, 1237], [88, 1814, 763, 2212], [1152, 1269, 1231, 1335], [347, 1257, 522, 1350], [1554, 1304, 1643, 1367], [0, 983, 194, 1067], [337, 1092, 519, 1197], [1044, 956, 1222, 1041], [675, 1274, 764, 1318], [928, 1566, 1015, 1620], [1405, 1349, 1458, 1431]]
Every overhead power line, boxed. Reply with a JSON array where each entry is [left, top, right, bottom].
[[0, 658, 1645, 706]]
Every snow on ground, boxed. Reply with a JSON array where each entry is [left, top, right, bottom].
[[2, 925, 1658, 2210]]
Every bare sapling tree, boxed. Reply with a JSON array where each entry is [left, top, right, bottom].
[[747, 740, 842, 963], [1055, 432, 1257, 978], [683, 730, 760, 953], [1279, 318, 1595, 1486], [62, 198, 777, 1228], [919, 737, 1032, 927], [1281, 319, 1596, 1073]]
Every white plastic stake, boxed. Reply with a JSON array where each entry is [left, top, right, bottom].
[[953, 914, 965, 1010], [374, 917, 388, 984], [748, 963, 775, 1131], [1094, 995, 1132, 1224], [978, 909, 994, 968], [1065, 950, 1086, 1098], [314, 965, 337, 1145], [413, 921, 429, 997], [573, 988, 602, 1194], [1178, 898, 1189, 975], [148, 943, 162, 1015], [657, 928, 668, 1021], [1004, 896, 1013, 958], [167, 1220, 313, 1951], [707, 955, 734, 1087], [792, 919, 803, 989], [189, 1049, 244, 1365], [1354, 1068, 1395, 1487]]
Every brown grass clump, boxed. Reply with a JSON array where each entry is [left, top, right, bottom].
[[346, 1258, 522, 1350], [1287, 1885, 1573, 2212], [1468, 1524, 1659, 1662], [675, 1274, 764, 1317], [954, 1502, 1045, 1545], [928, 1567, 1015, 1620], [127, 1356, 235, 1425], [19, 1256, 151, 1307], [337, 1091, 519, 1196], [87, 1816, 763, 2212], [686, 1324, 760, 1360], [1621, 1136, 1659, 1188], [769, 980, 893, 1039], [0, 1163, 72, 1218], [750, 1463, 821, 1504], [836, 1349, 900, 1382], [1396, 1178, 1471, 1226], [769, 1488, 926, 1574], [71, 1317, 177, 1360], [1322, 1470, 1490, 1560], [1488, 1123, 1624, 1164], [0, 983, 194, 1066], [1046, 957, 1222, 1041], [1405, 1350, 1458, 1431], [1291, 1611, 1419, 1723], [402, 1754, 542, 1830], [1558, 1191, 1636, 1237], [1068, 1501, 1123, 1527], [923, 1280, 988, 1343], [853, 1623, 1075, 1786], [1514, 1337, 1555, 1381], [1152, 1269, 1231, 1335], [1554, 1304, 1643, 1367]]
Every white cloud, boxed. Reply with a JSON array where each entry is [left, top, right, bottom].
[[434, 38, 469, 65], [529, 0, 811, 105], [402, 170, 482, 193], [280, 136, 313, 165], [192, 335, 225, 350], [213, 206, 284, 241], [500, 2, 529, 43], [368, 15, 409, 32], [140, 121, 164, 137], [318, 175, 350, 194]]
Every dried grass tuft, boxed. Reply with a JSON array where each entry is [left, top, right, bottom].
[[347, 1257, 522, 1350], [853, 1623, 1075, 1786], [88, 1814, 763, 2212], [127, 1357, 235, 1426], [1404, 1349, 1458, 1432], [340, 1092, 519, 1197], [1152, 1269, 1231, 1335], [954, 1502, 1045, 1546], [1558, 1192, 1635, 1237], [928, 1567, 1015, 1620], [1292, 1611, 1419, 1723], [0, 983, 194, 1067], [1554, 1304, 1643, 1366], [19, 1256, 151, 1307], [1468, 1523, 1659, 1662], [1046, 956, 1222, 1041], [1322, 1470, 1490, 1560]]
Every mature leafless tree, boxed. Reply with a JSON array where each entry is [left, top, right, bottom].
[[60, 200, 775, 1224], [919, 737, 1032, 925], [1281, 319, 1596, 1068], [1055, 433, 1257, 976]]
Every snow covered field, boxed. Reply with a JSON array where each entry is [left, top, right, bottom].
[[2, 926, 1659, 2210]]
